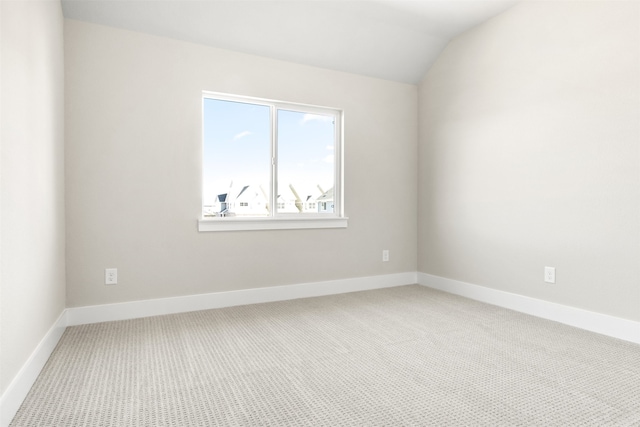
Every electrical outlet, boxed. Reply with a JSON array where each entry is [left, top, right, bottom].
[[382, 250, 390, 262], [544, 266, 555, 284], [105, 268, 118, 285]]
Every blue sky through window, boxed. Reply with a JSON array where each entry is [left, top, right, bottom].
[[203, 99, 270, 206], [277, 109, 334, 199]]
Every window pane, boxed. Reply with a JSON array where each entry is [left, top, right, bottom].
[[277, 110, 335, 214], [203, 99, 270, 217]]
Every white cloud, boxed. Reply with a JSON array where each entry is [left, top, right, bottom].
[[323, 154, 334, 164], [326, 145, 334, 151], [233, 131, 252, 140], [301, 114, 332, 124]]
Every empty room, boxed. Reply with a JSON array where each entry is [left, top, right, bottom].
[[1, 0, 639, 425]]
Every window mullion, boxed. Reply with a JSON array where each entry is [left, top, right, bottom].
[[335, 113, 343, 217], [271, 106, 278, 218]]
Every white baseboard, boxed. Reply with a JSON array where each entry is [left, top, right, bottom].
[[4, 270, 636, 427], [0, 311, 67, 427], [418, 272, 640, 345], [67, 272, 418, 326]]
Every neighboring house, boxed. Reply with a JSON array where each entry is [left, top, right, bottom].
[[303, 195, 317, 213], [234, 185, 269, 216], [218, 193, 230, 215], [286, 184, 325, 213], [316, 187, 334, 213], [206, 184, 268, 217], [203, 192, 233, 217], [203, 192, 229, 217], [205, 184, 332, 216], [275, 194, 298, 213]]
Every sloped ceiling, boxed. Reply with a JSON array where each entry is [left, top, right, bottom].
[[61, 0, 519, 84]]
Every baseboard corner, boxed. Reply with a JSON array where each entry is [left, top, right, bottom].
[[0, 310, 67, 427]]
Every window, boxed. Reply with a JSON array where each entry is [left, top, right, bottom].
[[199, 92, 347, 231]]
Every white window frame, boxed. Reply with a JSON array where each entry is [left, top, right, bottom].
[[198, 91, 347, 232]]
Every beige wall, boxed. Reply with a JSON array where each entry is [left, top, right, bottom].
[[64, 20, 418, 307], [418, 1, 640, 321], [0, 1, 66, 395]]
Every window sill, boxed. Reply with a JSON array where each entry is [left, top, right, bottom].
[[198, 216, 348, 232]]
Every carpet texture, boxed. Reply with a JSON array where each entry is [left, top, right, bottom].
[[10, 285, 640, 426]]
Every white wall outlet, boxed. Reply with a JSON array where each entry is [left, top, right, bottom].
[[382, 250, 390, 262], [544, 266, 555, 284], [105, 268, 118, 285]]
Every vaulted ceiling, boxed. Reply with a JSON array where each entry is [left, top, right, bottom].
[[61, 0, 519, 84]]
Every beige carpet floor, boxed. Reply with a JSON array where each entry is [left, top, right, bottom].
[[10, 285, 640, 426]]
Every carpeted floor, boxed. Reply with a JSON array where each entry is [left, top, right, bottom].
[[10, 285, 640, 426]]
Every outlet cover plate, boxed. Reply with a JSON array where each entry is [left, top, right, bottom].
[[544, 266, 555, 284], [105, 268, 118, 285]]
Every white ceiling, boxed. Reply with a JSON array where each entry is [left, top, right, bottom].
[[61, 0, 519, 84]]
